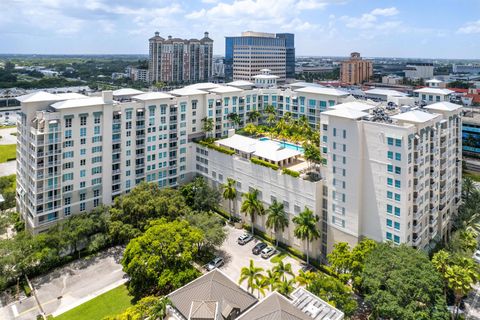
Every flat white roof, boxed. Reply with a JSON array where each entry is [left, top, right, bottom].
[[227, 80, 254, 87], [414, 87, 454, 95], [294, 86, 349, 97], [217, 134, 302, 162], [426, 79, 443, 83], [16, 91, 62, 103], [364, 88, 407, 97], [112, 88, 144, 96], [332, 101, 376, 112], [253, 74, 279, 79], [322, 108, 368, 119], [184, 82, 222, 90], [51, 97, 105, 109], [132, 92, 174, 101], [290, 81, 324, 89], [169, 88, 208, 96], [424, 101, 462, 112], [391, 110, 439, 123], [207, 86, 243, 94], [55, 93, 88, 100]]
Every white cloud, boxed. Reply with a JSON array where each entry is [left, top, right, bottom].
[[458, 20, 480, 34], [370, 7, 399, 17]]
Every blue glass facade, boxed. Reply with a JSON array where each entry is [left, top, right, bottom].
[[224, 33, 295, 80], [463, 122, 480, 155]]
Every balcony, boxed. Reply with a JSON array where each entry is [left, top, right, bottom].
[[412, 236, 422, 247]]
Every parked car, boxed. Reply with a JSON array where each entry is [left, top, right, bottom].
[[237, 233, 253, 245], [472, 250, 480, 264], [261, 247, 276, 259], [205, 257, 224, 271], [301, 264, 316, 273], [252, 242, 267, 255]]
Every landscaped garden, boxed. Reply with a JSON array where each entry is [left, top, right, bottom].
[[0, 144, 16, 163]]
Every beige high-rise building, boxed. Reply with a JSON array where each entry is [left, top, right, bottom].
[[340, 52, 373, 85]]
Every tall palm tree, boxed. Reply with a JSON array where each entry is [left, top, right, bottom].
[[149, 297, 171, 320], [254, 276, 269, 298], [264, 269, 280, 292], [266, 200, 289, 247], [222, 178, 237, 221], [265, 104, 276, 116], [247, 110, 261, 124], [239, 259, 264, 294], [296, 269, 316, 286], [227, 113, 241, 129], [272, 260, 294, 281], [293, 207, 320, 264], [241, 189, 265, 234], [201, 117, 214, 138], [276, 278, 295, 297]]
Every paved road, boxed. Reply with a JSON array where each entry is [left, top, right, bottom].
[[217, 225, 302, 292], [0, 160, 16, 177], [0, 128, 17, 145], [0, 247, 126, 320]]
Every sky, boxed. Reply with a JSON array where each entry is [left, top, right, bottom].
[[0, 0, 479, 59]]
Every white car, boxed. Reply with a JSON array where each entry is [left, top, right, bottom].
[[261, 246, 276, 259], [237, 233, 253, 245], [472, 250, 480, 263], [205, 257, 224, 271]]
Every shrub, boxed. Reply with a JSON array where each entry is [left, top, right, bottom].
[[251, 157, 279, 170], [282, 168, 300, 177], [198, 140, 235, 155]]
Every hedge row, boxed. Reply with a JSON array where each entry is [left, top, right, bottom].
[[251, 157, 279, 170], [282, 168, 300, 178], [198, 141, 235, 155]]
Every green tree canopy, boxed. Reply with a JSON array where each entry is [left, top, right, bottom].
[[361, 243, 449, 320], [121, 219, 202, 297], [181, 177, 220, 212]]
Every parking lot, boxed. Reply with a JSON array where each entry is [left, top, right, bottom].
[[216, 225, 303, 290]]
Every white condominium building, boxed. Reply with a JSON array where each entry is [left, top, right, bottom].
[[320, 101, 462, 251]]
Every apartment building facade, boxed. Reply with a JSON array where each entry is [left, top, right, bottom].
[[16, 84, 462, 258], [320, 101, 462, 251], [340, 52, 373, 85], [148, 32, 213, 84], [225, 31, 295, 82]]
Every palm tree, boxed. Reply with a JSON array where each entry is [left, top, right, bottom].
[[241, 189, 265, 234], [201, 117, 214, 138], [462, 177, 475, 201], [239, 259, 264, 294], [222, 178, 237, 221], [247, 110, 261, 124], [265, 104, 276, 116], [253, 276, 269, 298], [446, 260, 479, 320], [293, 207, 320, 265], [149, 297, 171, 319], [227, 113, 241, 129], [276, 278, 295, 297], [264, 269, 280, 292], [266, 200, 289, 247], [296, 269, 316, 286], [272, 260, 294, 281]]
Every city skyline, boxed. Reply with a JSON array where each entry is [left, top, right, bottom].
[[0, 0, 479, 59]]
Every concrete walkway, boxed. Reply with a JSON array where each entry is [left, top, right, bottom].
[[0, 127, 17, 145], [0, 160, 16, 177]]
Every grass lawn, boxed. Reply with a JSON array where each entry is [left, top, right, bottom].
[[0, 125, 16, 129], [0, 144, 16, 163], [464, 171, 480, 182], [54, 284, 133, 320], [271, 252, 287, 264]]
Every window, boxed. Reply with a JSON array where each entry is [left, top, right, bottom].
[[62, 173, 73, 182], [65, 118, 72, 128], [394, 207, 400, 216], [395, 153, 401, 161], [387, 151, 393, 159], [80, 203, 86, 211], [387, 219, 393, 227], [386, 232, 393, 240], [333, 128, 337, 136], [80, 181, 86, 188], [387, 137, 394, 145], [387, 204, 393, 214], [80, 127, 86, 137], [394, 235, 400, 244], [395, 139, 402, 147], [94, 126, 100, 135], [80, 116, 87, 126], [343, 130, 346, 139], [80, 148, 86, 155], [387, 164, 393, 173], [395, 180, 401, 188], [80, 170, 86, 177], [387, 191, 393, 199], [394, 222, 400, 230], [387, 178, 393, 186], [395, 193, 401, 201], [395, 166, 401, 174], [64, 129, 72, 139], [94, 116, 101, 124]]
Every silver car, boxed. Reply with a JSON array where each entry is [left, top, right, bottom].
[[206, 257, 224, 271], [261, 247, 276, 259], [237, 233, 253, 245]]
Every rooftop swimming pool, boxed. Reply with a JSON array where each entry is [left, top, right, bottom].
[[259, 137, 304, 153]]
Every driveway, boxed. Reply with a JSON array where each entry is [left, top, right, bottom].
[[0, 128, 17, 145], [0, 247, 126, 320], [217, 225, 303, 292]]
